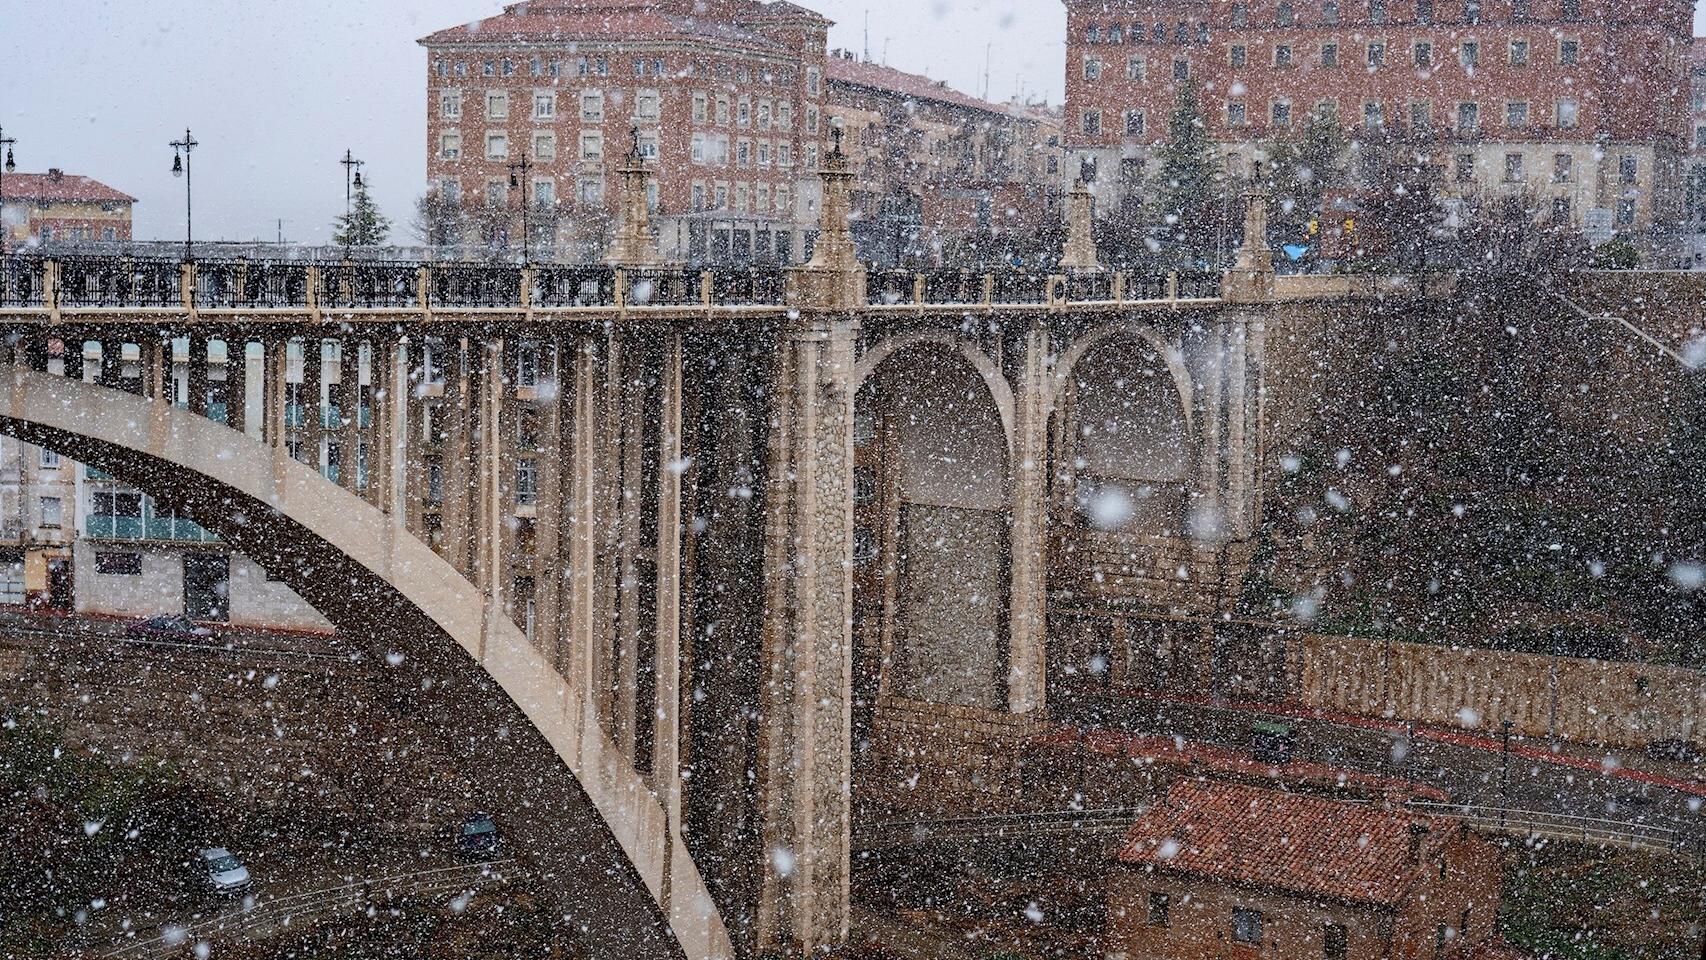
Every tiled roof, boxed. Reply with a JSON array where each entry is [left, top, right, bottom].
[[1114, 780, 1447, 906], [4, 172, 135, 205], [419, 1, 822, 50], [825, 56, 1001, 115]]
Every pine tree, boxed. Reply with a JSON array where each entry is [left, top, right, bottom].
[[332, 183, 392, 248], [1148, 80, 1228, 269]]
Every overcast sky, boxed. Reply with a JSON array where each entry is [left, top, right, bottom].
[[0, 1, 1697, 245]]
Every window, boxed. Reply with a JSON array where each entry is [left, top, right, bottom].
[[1367, 43, 1385, 67], [40, 496, 61, 527], [1616, 198, 1636, 226], [1559, 39, 1579, 65], [102, 227, 116, 242], [1231, 3, 1249, 26], [1230, 45, 1247, 68], [95, 552, 142, 575], [441, 89, 462, 118], [1364, 101, 1384, 129], [1272, 101, 1291, 127], [693, 92, 708, 122], [581, 131, 604, 161], [1504, 152, 1524, 182], [1455, 153, 1475, 182], [1457, 102, 1479, 134], [1556, 99, 1579, 129], [1324, 923, 1348, 960], [1370, 0, 1386, 22], [1554, 153, 1573, 182], [580, 178, 604, 204], [1562, 0, 1581, 18], [533, 179, 555, 206], [757, 101, 771, 129], [1619, 155, 1639, 184], [691, 183, 706, 210], [501, 57, 515, 76], [691, 134, 707, 164], [1084, 58, 1103, 80], [1317, 99, 1339, 123], [1125, 110, 1146, 135], [533, 132, 556, 162], [1414, 42, 1432, 67], [736, 139, 751, 167], [1147, 892, 1170, 928], [778, 100, 793, 128], [1411, 101, 1432, 130], [1416, 0, 1433, 21], [1510, 40, 1529, 65], [1086, 24, 1102, 43], [1127, 57, 1147, 80], [1321, 43, 1338, 67], [485, 132, 508, 160], [39, 448, 59, 468], [1274, 44, 1293, 67], [582, 90, 604, 122], [482, 60, 496, 77], [1459, 42, 1478, 68], [1173, 59, 1190, 81], [1465, 0, 1481, 21], [533, 92, 555, 119], [1275, 1, 1293, 26], [486, 91, 509, 119], [1081, 110, 1102, 135], [779, 142, 792, 166], [1232, 908, 1263, 945], [636, 90, 660, 121], [1227, 101, 1248, 126], [516, 459, 538, 506], [1119, 157, 1147, 183], [1696, 126, 1706, 150], [776, 186, 791, 212], [806, 67, 821, 96], [427, 460, 444, 505], [1322, 1, 1339, 24], [1507, 101, 1529, 128]]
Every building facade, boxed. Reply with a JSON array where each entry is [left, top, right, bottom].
[[823, 51, 1064, 265], [419, 0, 832, 264], [1, 169, 134, 250], [1061, 0, 1691, 248], [1108, 780, 1510, 960], [1680, 44, 1706, 267]]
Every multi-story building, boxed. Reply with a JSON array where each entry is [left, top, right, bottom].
[[823, 50, 1064, 264], [1680, 45, 1706, 267], [1061, 0, 1691, 248], [419, 0, 832, 264], [1, 169, 134, 249], [0, 434, 78, 610], [1108, 780, 1512, 960]]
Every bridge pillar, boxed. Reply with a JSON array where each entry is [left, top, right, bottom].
[[1007, 322, 1053, 715]]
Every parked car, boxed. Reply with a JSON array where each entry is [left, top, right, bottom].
[[198, 847, 251, 893], [1644, 738, 1703, 764], [1250, 720, 1297, 765], [455, 814, 501, 858], [126, 615, 218, 644]]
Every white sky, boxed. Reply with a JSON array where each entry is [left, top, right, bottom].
[[0, 1, 1695, 244]]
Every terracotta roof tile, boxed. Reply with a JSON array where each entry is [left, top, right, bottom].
[[4, 173, 135, 205], [1114, 780, 1446, 906], [419, 1, 818, 50]]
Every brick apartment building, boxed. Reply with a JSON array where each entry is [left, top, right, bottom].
[[420, 0, 832, 264], [0, 169, 134, 249], [824, 51, 1064, 265], [1107, 780, 1512, 960], [1061, 0, 1691, 249], [1680, 44, 1706, 267]]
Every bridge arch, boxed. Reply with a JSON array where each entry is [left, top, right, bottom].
[[0, 366, 732, 960], [852, 331, 1016, 455]]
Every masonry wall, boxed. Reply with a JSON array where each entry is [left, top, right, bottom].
[[860, 696, 1035, 817], [1106, 868, 1391, 960]]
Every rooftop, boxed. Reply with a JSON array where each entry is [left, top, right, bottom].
[[3, 170, 135, 205], [1114, 780, 1452, 907], [420, 0, 828, 52], [824, 51, 1050, 123]]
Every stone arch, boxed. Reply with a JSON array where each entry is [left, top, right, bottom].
[[0, 367, 731, 960], [852, 331, 1016, 456], [1048, 320, 1194, 432]]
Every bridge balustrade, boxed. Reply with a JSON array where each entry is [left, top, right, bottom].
[[533, 265, 616, 307], [624, 268, 703, 307], [992, 271, 1049, 305], [237, 260, 312, 308], [709, 267, 784, 305], [319, 261, 421, 310], [1177, 269, 1221, 300], [0, 257, 44, 307], [868, 269, 916, 305], [432, 263, 523, 308], [1125, 273, 1170, 302], [921, 270, 985, 305], [1065, 271, 1113, 303], [58, 257, 181, 308]]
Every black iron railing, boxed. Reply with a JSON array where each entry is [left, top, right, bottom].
[[532, 266, 616, 307], [58, 257, 181, 308], [238, 261, 311, 307], [1125, 273, 1170, 302], [921, 270, 985, 305], [991, 271, 1049, 305], [1177, 269, 1221, 299], [432, 264, 522, 308], [867, 270, 915, 305], [624, 268, 703, 307], [0, 257, 43, 307], [711, 268, 784, 305], [319, 262, 421, 309], [1064, 271, 1113, 303]]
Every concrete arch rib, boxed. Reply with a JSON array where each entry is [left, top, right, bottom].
[[851, 331, 1016, 456], [1049, 321, 1194, 433], [0, 367, 731, 960]]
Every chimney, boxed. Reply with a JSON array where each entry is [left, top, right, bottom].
[[48, 168, 64, 182], [1407, 822, 1431, 865]]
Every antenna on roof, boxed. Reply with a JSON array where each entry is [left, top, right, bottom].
[[983, 42, 991, 100], [863, 9, 870, 62]]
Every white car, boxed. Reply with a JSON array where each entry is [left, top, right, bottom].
[[198, 847, 251, 893]]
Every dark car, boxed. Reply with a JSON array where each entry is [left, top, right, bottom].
[[126, 615, 219, 644], [1250, 720, 1297, 765], [455, 814, 501, 858], [1644, 738, 1703, 764]]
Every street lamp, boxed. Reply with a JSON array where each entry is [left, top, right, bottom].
[[0, 126, 17, 257], [507, 151, 533, 264], [170, 128, 198, 262], [340, 149, 365, 257]]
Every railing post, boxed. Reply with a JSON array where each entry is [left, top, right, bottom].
[[180, 261, 197, 316], [1047, 274, 1066, 311], [912, 272, 925, 307], [416, 265, 432, 316], [520, 264, 535, 311], [337, 259, 355, 308], [43, 259, 59, 321], [1167, 271, 1179, 300], [1113, 271, 1127, 304], [614, 267, 627, 310], [983, 273, 994, 307], [305, 265, 322, 322], [700, 269, 714, 309]]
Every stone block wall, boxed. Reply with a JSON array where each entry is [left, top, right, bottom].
[[860, 695, 1037, 817]]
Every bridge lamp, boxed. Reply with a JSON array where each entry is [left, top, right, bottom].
[[172, 151, 183, 177]]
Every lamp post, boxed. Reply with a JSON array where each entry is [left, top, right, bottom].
[[340, 149, 365, 257], [170, 129, 198, 262], [0, 127, 17, 257], [507, 151, 533, 264]]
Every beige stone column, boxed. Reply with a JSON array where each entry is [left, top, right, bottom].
[[613, 340, 645, 763], [302, 337, 325, 473], [1006, 322, 1053, 715], [535, 337, 567, 669], [562, 334, 609, 709], [261, 336, 288, 446], [337, 339, 361, 491], [474, 336, 506, 660], [653, 329, 685, 824], [441, 338, 474, 575]]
